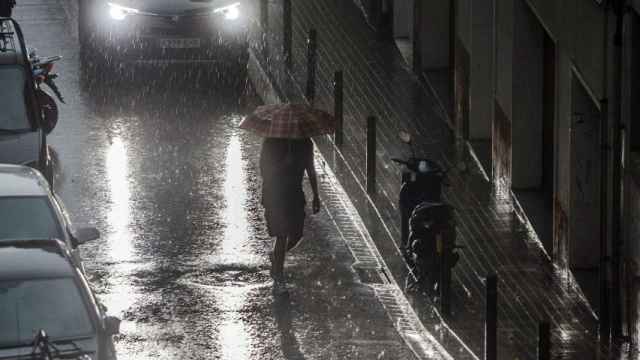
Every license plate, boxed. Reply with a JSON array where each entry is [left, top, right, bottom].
[[159, 38, 201, 49]]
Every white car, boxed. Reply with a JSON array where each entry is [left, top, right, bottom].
[[0, 164, 100, 269], [0, 239, 119, 360]]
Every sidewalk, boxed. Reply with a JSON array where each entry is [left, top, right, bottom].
[[248, 0, 611, 358]]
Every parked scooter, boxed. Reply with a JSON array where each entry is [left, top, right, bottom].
[[29, 48, 64, 134], [392, 131, 460, 313]]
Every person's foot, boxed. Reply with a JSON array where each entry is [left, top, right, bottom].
[[272, 276, 289, 296]]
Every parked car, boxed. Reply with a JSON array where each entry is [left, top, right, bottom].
[[0, 164, 100, 271], [0, 18, 56, 185], [78, 0, 249, 77], [0, 239, 120, 360]]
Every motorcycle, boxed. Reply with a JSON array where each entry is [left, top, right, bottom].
[[29, 48, 64, 134], [392, 131, 460, 314]]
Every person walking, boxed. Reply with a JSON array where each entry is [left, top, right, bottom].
[[260, 137, 320, 292], [239, 103, 336, 294]]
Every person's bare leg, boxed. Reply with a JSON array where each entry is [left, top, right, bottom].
[[286, 236, 303, 252], [272, 236, 287, 279]]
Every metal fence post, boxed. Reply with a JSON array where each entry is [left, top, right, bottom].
[[366, 116, 377, 195], [538, 321, 550, 360], [283, 0, 292, 69], [306, 29, 317, 102], [333, 71, 343, 147], [485, 274, 497, 360]]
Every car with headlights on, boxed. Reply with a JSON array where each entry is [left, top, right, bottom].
[[0, 239, 120, 360], [78, 0, 249, 79], [0, 164, 100, 271]]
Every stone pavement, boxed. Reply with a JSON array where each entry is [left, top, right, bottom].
[[246, 0, 626, 358]]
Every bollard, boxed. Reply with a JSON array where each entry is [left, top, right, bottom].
[[440, 240, 451, 317], [283, 0, 292, 69], [333, 71, 344, 147], [538, 321, 550, 360], [305, 29, 317, 102], [366, 116, 377, 195], [485, 274, 497, 360]]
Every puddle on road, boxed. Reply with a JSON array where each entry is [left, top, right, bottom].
[[214, 131, 262, 359], [106, 135, 135, 263], [103, 135, 143, 318]]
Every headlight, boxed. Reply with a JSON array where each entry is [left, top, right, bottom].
[[107, 2, 139, 21], [213, 2, 241, 20]]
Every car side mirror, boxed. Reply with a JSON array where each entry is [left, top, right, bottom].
[[104, 316, 121, 336], [72, 227, 100, 247]]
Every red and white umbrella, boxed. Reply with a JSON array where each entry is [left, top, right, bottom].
[[239, 103, 336, 138]]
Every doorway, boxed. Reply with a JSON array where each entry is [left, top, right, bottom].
[[393, 0, 414, 67], [391, 0, 453, 113], [569, 75, 602, 309], [569, 77, 601, 270], [511, 1, 556, 255]]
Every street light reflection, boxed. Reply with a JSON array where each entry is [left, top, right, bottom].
[[104, 135, 138, 322], [106, 136, 133, 262], [218, 286, 251, 360], [220, 133, 257, 265], [216, 132, 253, 359]]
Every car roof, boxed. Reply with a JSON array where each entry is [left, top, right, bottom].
[[0, 164, 50, 197], [0, 240, 76, 281]]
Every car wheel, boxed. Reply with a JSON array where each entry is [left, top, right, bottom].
[[36, 89, 58, 135]]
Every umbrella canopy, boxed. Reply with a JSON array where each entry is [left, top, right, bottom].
[[239, 103, 336, 138]]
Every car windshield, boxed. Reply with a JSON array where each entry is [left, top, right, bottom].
[[0, 65, 30, 131], [0, 278, 94, 348], [0, 197, 63, 241]]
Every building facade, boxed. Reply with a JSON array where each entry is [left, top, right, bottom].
[[360, 0, 639, 343]]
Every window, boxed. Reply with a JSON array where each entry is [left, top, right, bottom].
[[0, 65, 29, 130], [0, 278, 94, 348], [0, 197, 63, 241]]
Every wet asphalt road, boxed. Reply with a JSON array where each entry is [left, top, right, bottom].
[[12, 1, 422, 359]]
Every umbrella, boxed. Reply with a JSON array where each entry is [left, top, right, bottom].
[[239, 103, 336, 138]]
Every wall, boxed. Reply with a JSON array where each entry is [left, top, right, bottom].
[[469, 0, 494, 140], [629, 169, 640, 268], [512, 0, 544, 189], [569, 76, 601, 269], [393, 0, 412, 38], [493, 0, 514, 189], [420, 0, 451, 69]]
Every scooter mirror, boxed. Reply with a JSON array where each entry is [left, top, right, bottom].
[[399, 131, 412, 144]]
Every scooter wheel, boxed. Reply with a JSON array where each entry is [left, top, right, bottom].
[[36, 90, 58, 135]]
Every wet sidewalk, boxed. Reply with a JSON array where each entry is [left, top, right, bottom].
[[248, 0, 617, 358]]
